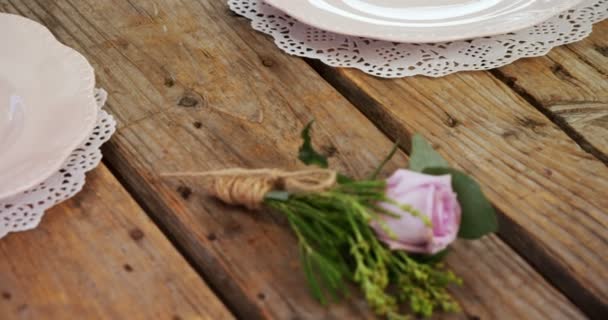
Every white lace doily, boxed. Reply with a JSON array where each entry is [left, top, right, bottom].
[[229, 0, 608, 78], [0, 89, 116, 238]]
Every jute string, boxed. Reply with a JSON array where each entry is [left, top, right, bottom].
[[162, 168, 337, 210]]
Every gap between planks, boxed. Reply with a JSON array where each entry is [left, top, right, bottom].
[[490, 68, 608, 165]]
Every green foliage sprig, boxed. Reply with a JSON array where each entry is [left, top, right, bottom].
[[261, 123, 498, 318], [266, 182, 462, 319]]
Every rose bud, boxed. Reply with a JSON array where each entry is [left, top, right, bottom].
[[372, 169, 461, 255]]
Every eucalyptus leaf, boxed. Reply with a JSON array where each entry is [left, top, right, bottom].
[[298, 121, 329, 168], [409, 134, 449, 172], [423, 167, 498, 239]]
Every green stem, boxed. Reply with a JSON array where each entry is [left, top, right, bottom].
[[369, 141, 400, 180]]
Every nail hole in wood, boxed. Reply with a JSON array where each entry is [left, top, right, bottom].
[[444, 113, 459, 128], [178, 96, 199, 108], [164, 77, 175, 88], [261, 58, 275, 67], [129, 228, 145, 241], [177, 186, 192, 200]]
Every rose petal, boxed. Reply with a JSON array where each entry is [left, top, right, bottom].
[[376, 201, 431, 244], [386, 170, 452, 197], [377, 234, 430, 253]]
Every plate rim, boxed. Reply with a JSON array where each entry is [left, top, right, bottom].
[[263, 0, 586, 43], [0, 13, 98, 199]]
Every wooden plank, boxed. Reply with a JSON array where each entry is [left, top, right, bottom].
[[494, 19, 608, 160], [1, 0, 586, 319], [312, 61, 608, 318], [0, 166, 233, 320], [567, 20, 608, 75]]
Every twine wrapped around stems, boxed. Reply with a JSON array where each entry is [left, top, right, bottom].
[[162, 168, 337, 210]]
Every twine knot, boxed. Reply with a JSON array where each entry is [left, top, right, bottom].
[[162, 168, 337, 210]]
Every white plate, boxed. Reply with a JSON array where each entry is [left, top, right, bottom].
[[0, 13, 97, 199], [264, 0, 585, 43]]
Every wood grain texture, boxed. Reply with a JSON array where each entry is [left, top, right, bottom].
[[0, 166, 233, 320], [567, 20, 608, 76], [495, 19, 608, 160], [0, 0, 589, 319], [312, 63, 608, 318]]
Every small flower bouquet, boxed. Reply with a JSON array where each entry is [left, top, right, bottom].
[[167, 122, 498, 319]]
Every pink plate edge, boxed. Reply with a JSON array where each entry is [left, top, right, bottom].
[[0, 13, 98, 199], [263, 0, 587, 43]]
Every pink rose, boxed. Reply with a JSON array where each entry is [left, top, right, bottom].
[[372, 169, 461, 255]]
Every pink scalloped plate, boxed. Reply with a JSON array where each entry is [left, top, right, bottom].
[[264, 0, 585, 43], [0, 13, 97, 199]]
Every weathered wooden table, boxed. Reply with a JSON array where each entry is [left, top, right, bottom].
[[1, 1, 606, 319]]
